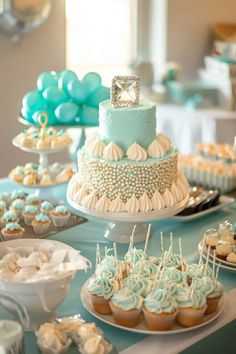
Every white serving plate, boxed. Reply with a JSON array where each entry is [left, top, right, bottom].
[[81, 279, 226, 335], [198, 241, 236, 273], [12, 136, 69, 155], [172, 195, 234, 222]]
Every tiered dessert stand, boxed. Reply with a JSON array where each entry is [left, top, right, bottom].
[[67, 194, 189, 244], [12, 113, 71, 199]]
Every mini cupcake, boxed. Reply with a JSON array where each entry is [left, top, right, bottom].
[[26, 193, 41, 207], [122, 275, 152, 297], [216, 240, 231, 260], [1, 210, 18, 227], [205, 280, 223, 314], [50, 205, 71, 227], [31, 213, 51, 235], [40, 174, 53, 186], [11, 190, 26, 201], [176, 287, 207, 327], [23, 174, 36, 186], [39, 200, 53, 215], [143, 288, 178, 331], [1, 222, 24, 240], [205, 228, 219, 250], [0, 201, 6, 217], [0, 192, 11, 206], [22, 205, 38, 226], [185, 263, 212, 285], [110, 288, 143, 327], [88, 276, 119, 314], [10, 199, 25, 219]]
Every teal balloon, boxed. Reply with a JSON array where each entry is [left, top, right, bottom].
[[55, 102, 79, 123], [37, 71, 57, 91], [58, 70, 78, 92], [32, 109, 58, 126], [21, 107, 34, 122], [42, 87, 68, 106], [22, 91, 46, 112], [87, 85, 110, 108], [79, 105, 99, 126], [82, 72, 102, 93], [67, 79, 89, 104]]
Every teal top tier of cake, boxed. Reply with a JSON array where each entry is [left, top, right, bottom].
[[99, 99, 156, 151]]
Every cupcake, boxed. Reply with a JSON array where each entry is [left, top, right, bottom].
[[23, 174, 36, 186], [26, 193, 41, 207], [88, 276, 119, 314], [1, 210, 18, 227], [143, 288, 178, 331], [205, 228, 219, 250], [0, 201, 6, 217], [216, 240, 231, 260], [40, 174, 53, 186], [22, 205, 38, 226], [205, 280, 223, 314], [110, 288, 143, 327], [0, 192, 11, 206], [122, 275, 152, 297], [185, 263, 212, 286], [31, 213, 51, 235], [50, 205, 71, 227], [11, 190, 26, 201], [10, 199, 25, 219], [40, 201, 54, 215], [1, 222, 24, 240], [175, 287, 207, 327]]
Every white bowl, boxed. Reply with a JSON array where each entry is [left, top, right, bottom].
[[0, 239, 89, 331]]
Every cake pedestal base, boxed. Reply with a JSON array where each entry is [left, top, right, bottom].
[[104, 222, 149, 244]]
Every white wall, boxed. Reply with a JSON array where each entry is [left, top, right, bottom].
[[0, 0, 66, 177], [150, 0, 236, 80]]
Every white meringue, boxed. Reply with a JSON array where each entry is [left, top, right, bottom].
[[139, 192, 152, 212], [84, 131, 99, 147], [176, 179, 187, 200], [147, 139, 165, 158], [125, 194, 140, 213], [95, 194, 110, 212], [103, 142, 123, 161], [87, 139, 106, 157], [81, 191, 98, 209], [109, 193, 125, 212], [162, 189, 175, 208], [151, 190, 165, 210], [158, 133, 172, 151], [74, 186, 87, 204], [171, 182, 183, 203], [178, 170, 190, 190], [126, 143, 147, 161], [67, 174, 81, 199]]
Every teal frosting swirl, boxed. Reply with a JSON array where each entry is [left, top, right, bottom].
[[124, 247, 148, 264], [3, 211, 18, 221], [11, 199, 25, 209], [55, 205, 68, 214], [15, 167, 24, 175], [207, 280, 223, 298], [111, 287, 143, 310], [41, 201, 53, 210], [176, 287, 206, 309], [153, 280, 177, 297], [5, 222, 21, 231], [96, 264, 117, 280], [164, 254, 182, 268], [88, 276, 117, 299], [163, 267, 187, 285], [26, 194, 40, 203], [11, 190, 25, 199], [131, 261, 158, 279], [122, 276, 152, 297], [0, 201, 6, 210], [144, 288, 177, 314], [194, 276, 215, 296], [186, 263, 212, 279], [35, 213, 50, 222], [24, 205, 38, 214]]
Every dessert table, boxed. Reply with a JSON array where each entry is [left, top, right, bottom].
[[0, 178, 236, 354]]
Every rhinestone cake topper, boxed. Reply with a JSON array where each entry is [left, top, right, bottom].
[[111, 75, 140, 107]]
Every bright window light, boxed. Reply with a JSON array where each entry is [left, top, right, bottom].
[[66, 0, 136, 85]]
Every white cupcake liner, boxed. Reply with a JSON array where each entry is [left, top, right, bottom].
[[50, 213, 71, 228], [23, 213, 37, 226], [32, 222, 51, 235], [1, 228, 24, 240]]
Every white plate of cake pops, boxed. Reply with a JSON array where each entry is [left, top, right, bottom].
[[81, 226, 226, 335]]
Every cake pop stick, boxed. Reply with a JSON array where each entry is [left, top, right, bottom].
[[160, 232, 165, 254], [190, 280, 195, 298], [212, 250, 216, 279], [130, 225, 136, 248], [95, 243, 101, 268], [214, 262, 220, 286], [136, 254, 145, 281], [178, 237, 184, 271], [144, 224, 151, 254], [204, 245, 211, 276], [169, 232, 174, 255], [198, 232, 206, 266]]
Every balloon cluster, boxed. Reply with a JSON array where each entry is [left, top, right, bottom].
[[21, 70, 110, 126]]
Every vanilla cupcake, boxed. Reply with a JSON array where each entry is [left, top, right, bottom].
[[88, 276, 119, 314], [226, 251, 236, 263], [9, 168, 24, 183], [110, 288, 143, 327], [1, 222, 24, 240], [10, 199, 25, 219], [122, 276, 152, 297], [26, 193, 41, 207], [23, 174, 36, 186], [50, 205, 71, 227], [40, 174, 53, 186], [1, 210, 18, 227], [143, 288, 178, 331], [176, 287, 207, 327], [11, 190, 26, 201], [22, 205, 38, 226], [0, 201, 6, 217], [216, 240, 231, 260], [31, 213, 51, 235], [205, 280, 223, 314], [205, 228, 219, 250], [40, 201, 54, 215]]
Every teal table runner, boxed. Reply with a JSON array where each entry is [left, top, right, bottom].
[[0, 179, 236, 353]]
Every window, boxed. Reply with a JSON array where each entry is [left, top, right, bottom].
[[66, 0, 137, 85]]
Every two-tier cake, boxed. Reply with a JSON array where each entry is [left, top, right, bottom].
[[67, 76, 189, 214]]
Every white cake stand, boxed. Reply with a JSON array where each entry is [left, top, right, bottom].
[[67, 194, 189, 244]]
